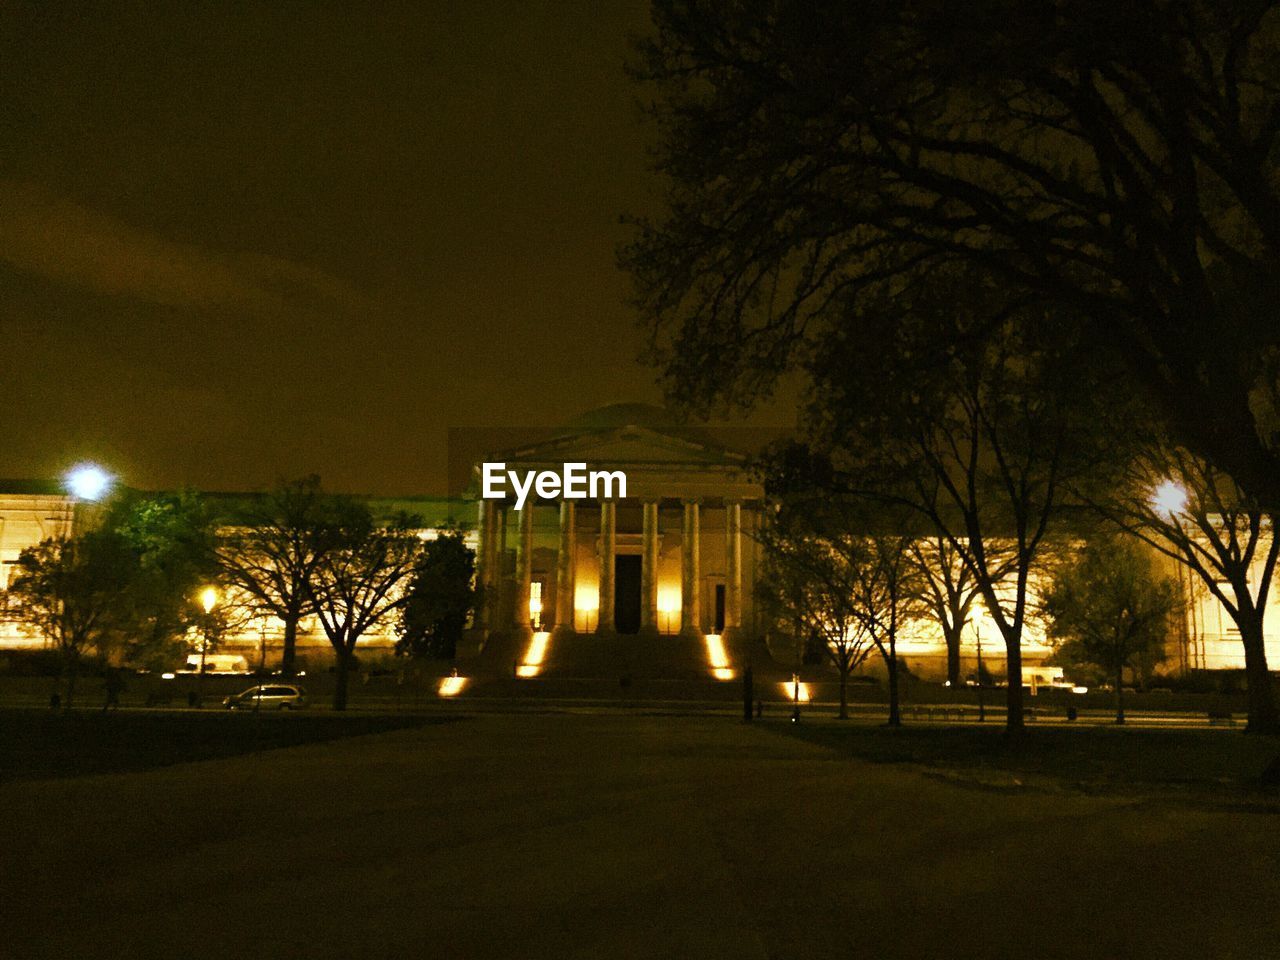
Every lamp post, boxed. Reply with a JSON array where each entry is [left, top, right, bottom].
[[195, 586, 218, 707], [792, 616, 802, 723], [971, 619, 985, 724]]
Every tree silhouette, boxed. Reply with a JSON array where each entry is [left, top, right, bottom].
[[626, 1, 1280, 507], [396, 530, 479, 661], [217, 476, 341, 675], [309, 502, 421, 711], [1044, 535, 1181, 724]]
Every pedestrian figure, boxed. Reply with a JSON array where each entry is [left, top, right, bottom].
[[103, 669, 124, 712]]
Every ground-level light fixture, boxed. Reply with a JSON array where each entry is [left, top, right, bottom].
[[704, 633, 733, 681], [64, 463, 113, 501], [438, 672, 467, 697], [517, 631, 551, 678]]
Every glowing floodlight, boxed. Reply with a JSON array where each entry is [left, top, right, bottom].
[[704, 633, 734, 681], [517, 631, 551, 678], [65, 463, 112, 501], [782, 680, 812, 703], [438, 674, 467, 697]]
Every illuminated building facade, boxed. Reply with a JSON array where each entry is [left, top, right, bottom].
[[467, 405, 765, 678], [0, 406, 1277, 682]]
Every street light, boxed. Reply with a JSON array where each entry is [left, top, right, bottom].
[[194, 586, 219, 707], [64, 463, 113, 502], [200, 586, 219, 615], [1151, 479, 1188, 518]]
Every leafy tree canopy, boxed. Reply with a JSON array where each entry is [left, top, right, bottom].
[[396, 530, 479, 661]]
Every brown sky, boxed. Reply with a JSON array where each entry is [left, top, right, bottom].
[[0, 1, 794, 495]]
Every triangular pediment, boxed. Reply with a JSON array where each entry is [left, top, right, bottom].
[[489, 424, 746, 469]]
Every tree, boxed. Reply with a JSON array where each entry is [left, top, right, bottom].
[[625, 1, 1280, 509], [105, 491, 219, 671], [1085, 440, 1280, 732], [1044, 536, 1180, 724], [910, 536, 981, 688], [309, 503, 422, 710], [5, 531, 136, 708], [217, 476, 340, 675], [846, 534, 925, 728], [799, 298, 1105, 734], [396, 530, 479, 661], [756, 505, 875, 719]]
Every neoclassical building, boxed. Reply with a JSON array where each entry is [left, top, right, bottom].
[[465, 405, 766, 679], [0, 404, 1277, 684]]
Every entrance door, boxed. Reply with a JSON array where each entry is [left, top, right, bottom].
[[714, 583, 726, 633], [614, 555, 642, 634]]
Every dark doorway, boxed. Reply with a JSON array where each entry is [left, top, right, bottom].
[[714, 584, 726, 633], [615, 555, 642, 634]]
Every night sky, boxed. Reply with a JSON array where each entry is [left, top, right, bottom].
[[0, 2, 788, 494]]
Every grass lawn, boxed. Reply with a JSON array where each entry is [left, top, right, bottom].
[[0, 709, 443, 782], [2, 713, 1279, 959], [774, 719, 1280, 800]]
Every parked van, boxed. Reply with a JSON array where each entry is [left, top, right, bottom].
[[179, 654, 250, 674]]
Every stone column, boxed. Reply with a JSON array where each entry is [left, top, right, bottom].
[[597, 501, 616, 634], [477, 499, 498, 629], [515, 502, 534, 630], [554, 500, 576, 634], [681, 499, 701, 636], [641, 500, 659, 633], [725, 500, 742, 634]]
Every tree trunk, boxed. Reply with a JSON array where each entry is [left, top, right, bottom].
[[1004, 636, 1024, 735], [838, 670, 848, 720], [886, 656, 901, 727], [333, 651, 350, 711], [281, 614, 298, 676], [63, 660, 77, 711], [944, 623, 962, 687], [1114, 660, 1125, 725], [1238, 615, 1279, 734], [196, 638, 208, 704]]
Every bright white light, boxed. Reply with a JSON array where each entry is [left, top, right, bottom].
[[438, 675, 467, 697], [782, 680, 811, 703], [65, 463, 112, 501], [1151, 480, 1188, 518], [199, 587, 219, 614]]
